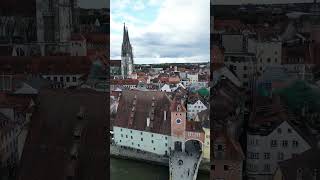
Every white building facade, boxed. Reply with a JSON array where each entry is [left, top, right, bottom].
[[113, 126, 171, 155], [246, 121, 311, 180], [187, 100, 208, 120]]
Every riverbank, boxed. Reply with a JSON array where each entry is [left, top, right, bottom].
[[110, 144, 211, 173]]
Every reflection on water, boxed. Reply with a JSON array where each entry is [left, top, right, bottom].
[[111, 157, 209, 180]]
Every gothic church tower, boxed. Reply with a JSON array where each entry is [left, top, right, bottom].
[[121, 23, 134, 78]]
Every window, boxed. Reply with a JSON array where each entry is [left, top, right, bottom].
[[132, 142, 134, 145], [253, 153, 259, 159], [165, 143, 167, 147], [153, 148, 156, 151], [120, 129, 122, 132], [151, 140, 154, 143], [72, 77, 77, 82], [211, 165, 215, 170], [278, 152, 284, 160], [53, 77, 58, 81], [264, 153, 270, 159], [46, 77, 51, 81], [121, 134, 123, 137], [130, 130, 132, 133], [138, 144, 140, 147], [131, 136, 133, 139], [264, 164, 270, 172], [126, 135, 128, 138], [165, 137, 167, 140], [141, 138, 143, 141], [244, 66, 247, 70], [60, 77, 63, 82], [275, 58, 278, 63], [224, 165, 229, 171], [66, 77, 70, 82], [288, 128, 292, 133], [217, 145, 223, 151], [277, 128, 282, 134], [243, 74, 247, 78], [141, 132, 143, 135], [282, 140, 288, 148], [293, 140, 299, 148], [151, 134, 154, 137], [267, 58, 271, 63]]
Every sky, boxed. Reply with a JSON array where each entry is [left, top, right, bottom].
[[110, 0, 210, 64]]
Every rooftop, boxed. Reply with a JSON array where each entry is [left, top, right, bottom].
[[18, 89, 107, 180], [115, 90, 172, 135]]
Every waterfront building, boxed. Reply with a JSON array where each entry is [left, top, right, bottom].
[[113, 90, 207, 159]]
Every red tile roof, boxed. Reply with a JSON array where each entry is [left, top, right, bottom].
[[17, 89, 107, 180], [115, 90, 172, 135], [0, 56, 92, 75], [111, 79, 139, 85], [83, 33, 108, 44]]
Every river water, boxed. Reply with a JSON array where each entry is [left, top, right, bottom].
[[110, 157, 210, 180]]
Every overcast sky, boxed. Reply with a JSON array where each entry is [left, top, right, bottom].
[[110, 0, 210, 64], [79, 0, 109, 9]]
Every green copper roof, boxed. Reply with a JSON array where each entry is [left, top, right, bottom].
[[274, 80, 320, 112], [197, 87, 209, 97]]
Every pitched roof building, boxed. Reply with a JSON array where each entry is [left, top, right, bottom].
[[17, 89, 107, 180]]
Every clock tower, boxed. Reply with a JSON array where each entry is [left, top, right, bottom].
[[170, 99, 186, 152]]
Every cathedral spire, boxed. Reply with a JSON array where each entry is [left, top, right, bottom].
[[121, 23, 134, 78]]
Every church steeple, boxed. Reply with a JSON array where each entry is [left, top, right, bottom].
[[121, 23, 134, 78]]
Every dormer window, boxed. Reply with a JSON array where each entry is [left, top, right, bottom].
[[177, 105, 181, 112]]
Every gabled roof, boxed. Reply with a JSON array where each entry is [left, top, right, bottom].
[[278, 147, 320, 180], [18, 89, 107, 180], [115, 90, 172, 135]]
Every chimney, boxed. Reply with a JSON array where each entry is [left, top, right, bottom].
[[147, 117, 150, 127], [164, 111, 167, 121]]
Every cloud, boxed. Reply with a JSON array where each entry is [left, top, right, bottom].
[[110, 0, 210, 63]]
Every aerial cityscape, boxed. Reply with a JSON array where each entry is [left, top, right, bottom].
[[110, 0, 210, 180]]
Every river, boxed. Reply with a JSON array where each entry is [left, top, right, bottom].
[[111, 157, 210, 180]]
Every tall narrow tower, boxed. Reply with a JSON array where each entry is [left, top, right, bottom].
[[121, 23, 134, 78], [170, 99, 187, 152]]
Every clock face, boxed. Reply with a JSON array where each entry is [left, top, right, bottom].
[[176, 118, 182, 124]]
